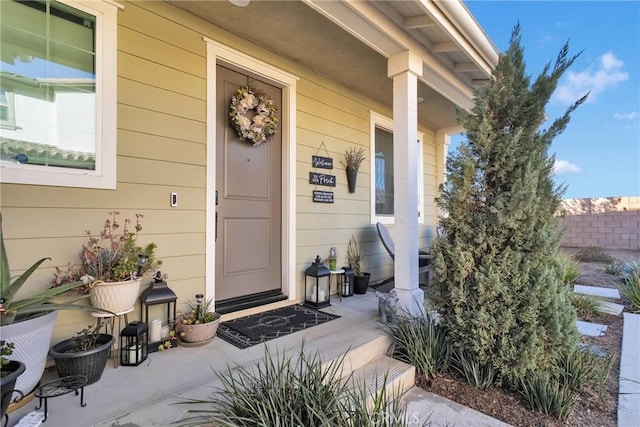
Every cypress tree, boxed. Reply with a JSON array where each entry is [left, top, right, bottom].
[[431, 25, 587, 384]]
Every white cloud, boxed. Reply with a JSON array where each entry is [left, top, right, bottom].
[[554, 51, 628, 104], [554, 160, 581, 175], [613, 112, 639, 120]]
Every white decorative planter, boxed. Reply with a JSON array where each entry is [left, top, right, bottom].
[[0, 310, 58, 400], [89, 279, 141, 313]]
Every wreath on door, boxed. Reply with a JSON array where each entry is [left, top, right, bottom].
[[229, 80, 278, 146]]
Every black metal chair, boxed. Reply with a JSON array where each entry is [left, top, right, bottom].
[[375, 222, 431, 291]]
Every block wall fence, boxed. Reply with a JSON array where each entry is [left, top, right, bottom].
[[559, 197, 640, 251]]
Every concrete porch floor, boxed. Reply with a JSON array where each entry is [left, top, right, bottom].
[[7, 290, 507, 427]]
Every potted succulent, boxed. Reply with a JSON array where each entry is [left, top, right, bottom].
[[49, 322, 115, 385], [0, 213, 103, 400], [175, 295, 221, 344], [342, 146, 366, 193], [346, 235, 370, 294], [1, 340, 25, 422], [53, 210, 162, 313]]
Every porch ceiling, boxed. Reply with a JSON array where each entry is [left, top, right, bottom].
[[167, 0, 498, 131]]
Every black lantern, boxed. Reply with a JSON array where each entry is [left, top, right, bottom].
[[140, 271, 177, 352], [304, 255, 331, 308], [120, 321, 148, 366], [341, 266, 354, 297]]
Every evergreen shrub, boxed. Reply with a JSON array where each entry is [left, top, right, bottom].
[[430, 25, 585, 384]]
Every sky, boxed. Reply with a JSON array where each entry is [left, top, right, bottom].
[[451, 1, 640, 199]]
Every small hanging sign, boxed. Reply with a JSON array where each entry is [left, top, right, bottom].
[[309, 172, 336, 187], [313, 191, 334, 203], [312, 155, 333, 170]]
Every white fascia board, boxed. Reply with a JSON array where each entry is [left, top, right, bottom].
[[301, 0, 403, 57], [304, 0, 476, 108], [434, 0, 500, 71]]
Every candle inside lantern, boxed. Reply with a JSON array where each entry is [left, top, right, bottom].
[[161, 325, 170, 339], [128, 344, 142, 363], [150, 319, 162, 342]]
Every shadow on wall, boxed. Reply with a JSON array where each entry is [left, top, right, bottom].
[[559, 196, 640, 251]]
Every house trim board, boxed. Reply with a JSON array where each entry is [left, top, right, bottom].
[[204, 37, 298, 308]]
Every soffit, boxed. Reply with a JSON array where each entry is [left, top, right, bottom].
[[166, 0, 498, 130]]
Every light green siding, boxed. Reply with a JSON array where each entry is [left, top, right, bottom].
[[0, 0, 440, 341]]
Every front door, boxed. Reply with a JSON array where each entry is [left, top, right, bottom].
[[215, 66, 282, 303]]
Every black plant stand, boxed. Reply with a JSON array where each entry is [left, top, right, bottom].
[[34, 375, 87, 422]]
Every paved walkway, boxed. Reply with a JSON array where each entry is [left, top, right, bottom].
[[7, 286, 638, 427], [7, 292, 507, 427]]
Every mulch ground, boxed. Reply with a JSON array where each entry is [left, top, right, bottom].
[[417, 248, 638, 427]]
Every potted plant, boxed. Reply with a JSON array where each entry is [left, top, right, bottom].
[[175, 295, 221, 345], [1, 340, 25, 422], [0, 213, 104, 400], [48, 322, 115, 385], [346, 236, 370, 294], [342, 146, 366, 193], [54, 210, 162, 313]]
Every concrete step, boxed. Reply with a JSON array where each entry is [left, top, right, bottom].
[[344, 354, 416, 401], [596, 300, 625, 316], [618, 313, 640, 427], [573, 284, 621, 300], [322, 333, 392, 376], [576, 320, 608, 336], [402, 387, 511, 426]]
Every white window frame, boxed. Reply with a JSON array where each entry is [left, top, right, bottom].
[[0, 91, 17, 130], [370, 111, 424, 225], [0, 0, 121, 189]]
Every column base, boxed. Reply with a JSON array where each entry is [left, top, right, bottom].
[[393, 287, 425, 317]]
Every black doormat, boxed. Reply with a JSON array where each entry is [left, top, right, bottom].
[[217, 305, 340, 349]]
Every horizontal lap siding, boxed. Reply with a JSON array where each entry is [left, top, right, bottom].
[[1, 0, 440, 340], [1, 1, 213, 340]]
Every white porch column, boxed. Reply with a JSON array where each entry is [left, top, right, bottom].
[[387, 51, 424, 316]]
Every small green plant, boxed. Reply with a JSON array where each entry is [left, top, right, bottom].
[[176, 344, 409, 427], [573, 246, 614, 263], [157, 330, 177, 351], [346, 236, 364, 276], [387, 310, 451, 379], [617, 261, 640, 312], [620, 279, 640, 313], [1, 340, 15, 369], [72, 323, 102, 352], [604, 260, 623, 276], [557, 253, 580, 286], [53, 210, 162, 289], [518, 373, 576, 421], [571, 294, 600, 319], [556, 347, 601, 390], [451, 349, 496, 389], [596, 352, 617, 402], [179, 296, 219, 325]]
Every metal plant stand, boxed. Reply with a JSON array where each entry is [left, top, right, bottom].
[[34, 375, 88, 422]]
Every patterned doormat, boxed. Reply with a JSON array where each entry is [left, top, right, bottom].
[[217, 304, 340, 349]]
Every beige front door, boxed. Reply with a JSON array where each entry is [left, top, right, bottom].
[[215, 66, 282, 303]]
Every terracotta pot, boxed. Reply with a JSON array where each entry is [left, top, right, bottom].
[[176, 314, 221, 343]]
